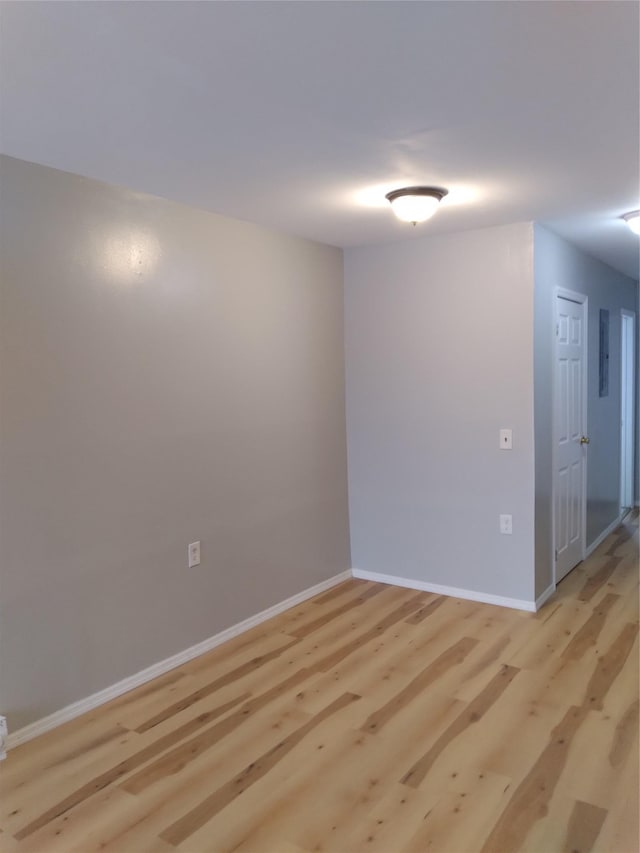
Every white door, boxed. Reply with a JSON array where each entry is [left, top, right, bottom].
[[555, 294, 587, 582], [620, 311, 636, 512]]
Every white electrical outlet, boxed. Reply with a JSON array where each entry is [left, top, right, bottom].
[[188, 541, 201, 568], [499, 514, 513, 535], [0, 715, 7, 760]]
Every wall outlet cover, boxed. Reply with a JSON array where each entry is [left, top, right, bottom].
[[499, 514, 513, 535], [188, 541, 201, 568]]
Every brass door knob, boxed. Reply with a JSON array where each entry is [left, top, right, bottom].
[[580, 436, 590, 445]]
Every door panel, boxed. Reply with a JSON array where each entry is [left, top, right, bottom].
[[555, 296, 586, 582], [620, 312, 635, 511]]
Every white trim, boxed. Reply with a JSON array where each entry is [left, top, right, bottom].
[[585, 513, 623, 558], [6, 570, 351, 752], [351, 568, 538, 612], [0, 716, 7, 761], [552, 288, 588, 586], [535, 583, 556, 611]]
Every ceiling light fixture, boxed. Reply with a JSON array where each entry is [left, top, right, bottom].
[[385, 186, 448, 225], [622, 210, 640, 235]]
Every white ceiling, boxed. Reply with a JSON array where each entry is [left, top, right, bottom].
[[1, 1, 639, 279]]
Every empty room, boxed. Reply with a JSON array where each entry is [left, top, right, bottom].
[[0, 2, 638, 852]]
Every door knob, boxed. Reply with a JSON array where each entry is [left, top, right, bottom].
[[580, 436, 590, 445]]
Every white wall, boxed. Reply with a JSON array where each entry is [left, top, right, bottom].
[[0, 156, 351, 731], [345, 222, 536, 604], [534, 224, 639, 596]]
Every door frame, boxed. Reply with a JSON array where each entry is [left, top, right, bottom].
[[552, 287, 588, 586], [619, 308, 636, 514]]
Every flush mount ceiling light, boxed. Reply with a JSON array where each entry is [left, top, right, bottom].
[[385, 186, 448, 225], [622, 210, 640, 235]]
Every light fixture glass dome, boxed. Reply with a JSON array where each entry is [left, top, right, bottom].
[[386, 187, 448, 224], [623, 210, 640, 235]]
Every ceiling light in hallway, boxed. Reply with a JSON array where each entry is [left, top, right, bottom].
[[622, 211, 640, 235], [385, 187, 448, 225]]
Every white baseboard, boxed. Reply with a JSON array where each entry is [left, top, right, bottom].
[[585, 513, 623, 558], [6, 569, 351, 753], [351, 569, 538, 612], [534, 583, 556, 611], [4, 563, 562, 752]]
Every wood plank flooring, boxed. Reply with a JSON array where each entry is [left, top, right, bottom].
[[1, 510, 638, 852]]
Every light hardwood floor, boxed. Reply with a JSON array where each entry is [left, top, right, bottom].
[[1, 511, 638, 853]]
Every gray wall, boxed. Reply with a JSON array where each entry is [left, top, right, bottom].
[[345, 222, 536, 604], [0, 156, 351, 730], [534, 224, 639, 596]]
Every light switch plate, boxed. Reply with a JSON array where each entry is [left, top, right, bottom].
[[499, 429, 513, 450]]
